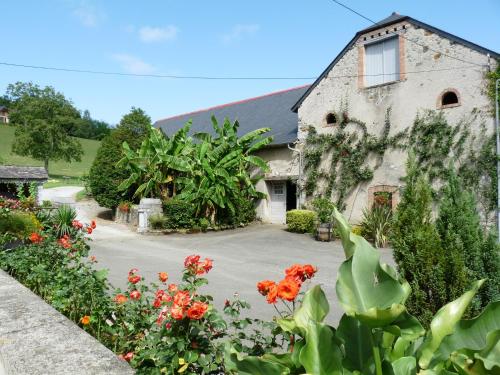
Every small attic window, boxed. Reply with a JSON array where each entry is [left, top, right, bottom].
[[438, 89, 460, 108], [326, 113, 337, 125]]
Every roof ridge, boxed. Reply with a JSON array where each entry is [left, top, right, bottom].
[[155, 84, 311, 123]]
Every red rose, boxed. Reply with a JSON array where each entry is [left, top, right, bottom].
[[170, 305, 184, 320], [184, 255, 200, 268], [128, 275, 141, 284], [257, 280, 276, 296], [303, 264, 317, 279], [29, 232, 43, 244], [277, 279, 300, 302], [86, 227, 93, 234], [130, 290, 141, 300], [123, 352, 134, 362], [266, 284, 278, 304], [187, 301, 208, 320], [173, 290, 191, 307], [90, 220, 96, 229], [168, 283, 178, 293], [201, 258, 213, 273]]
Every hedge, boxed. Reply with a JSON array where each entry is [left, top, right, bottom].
[[286, 209, 316, 233]]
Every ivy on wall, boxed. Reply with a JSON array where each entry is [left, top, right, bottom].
[[303, 109, 406, 210], [303, 108, 497, 225]]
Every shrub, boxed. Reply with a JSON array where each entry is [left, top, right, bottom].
[[218, 196, 256, 226], [0, 211, 40, 238], [360, 204, 392, 248], [88, 108, 151, 209], [148, 213, 167, 230], [163, 199, 195, 229], [52, 204, 77, 237], [286, 209, 316, 233], [391, 154, 450, 326], [437, 167, 500, 314], [310, 197, 335, 223]]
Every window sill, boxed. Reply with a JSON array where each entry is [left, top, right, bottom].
[[362, 80, 401, 90]]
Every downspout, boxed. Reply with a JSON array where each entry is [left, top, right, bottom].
[[288, 142, 302, 208]]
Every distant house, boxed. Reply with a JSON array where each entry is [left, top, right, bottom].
[[292, 12, 499, 222], [0, 106, 9, 124], [154, 85, 310, 224]]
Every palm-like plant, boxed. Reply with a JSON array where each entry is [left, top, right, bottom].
[[117, 125, 193, 200]]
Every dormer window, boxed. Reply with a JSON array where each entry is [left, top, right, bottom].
[[364, 36, 400, 87]]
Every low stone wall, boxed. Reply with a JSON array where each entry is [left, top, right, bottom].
[[0, 270, 134, 375]]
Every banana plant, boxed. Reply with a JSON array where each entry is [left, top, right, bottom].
[[227, 208, 500, 374], [117, 124, 193, 200]]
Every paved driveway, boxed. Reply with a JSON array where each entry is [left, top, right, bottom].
[[90, 222, 394, 324], [40, 186, 394, 324]]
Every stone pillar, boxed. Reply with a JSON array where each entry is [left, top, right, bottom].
[[137, 198, 163, 233]]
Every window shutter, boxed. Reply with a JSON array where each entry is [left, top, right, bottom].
[[365, 42, 384, 86], [382, 37, 399, 83]]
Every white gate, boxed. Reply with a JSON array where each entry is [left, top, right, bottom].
[[269, 181, 286, 224]]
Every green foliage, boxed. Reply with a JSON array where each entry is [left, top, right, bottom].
[[391, 154, 450, 326], [148, 213, 167, 230], [162, 199, 195, 229], [407, 110, 497, 225], [310, 197, 335, 223], [229, 209, 500, 375], [286, 209, 316, 233], [360, 205, 392, 248], [8, 82, 84, 170], [486, 60, 500, 112], [88, 107, 151, 208], [0, 211, 39, 238], [51, 205, 77, 237], [303, 108, 406, 210], [217, 195, 257, 226]]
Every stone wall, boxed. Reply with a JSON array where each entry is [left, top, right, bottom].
[[297, 19, 496, 222], [0, 270, 134, 375]]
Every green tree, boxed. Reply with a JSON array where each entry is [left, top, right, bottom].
[[436, 168, 480, 313], [8, 82, 83, 171], [391, 154, 448, 326], [88, 107, 151, 208]]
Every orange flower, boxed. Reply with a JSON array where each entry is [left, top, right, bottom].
[[158, 272, 168, 283], [303, 264, 317, 279], [277, 279, 300, 302], [285, 264, 305, 280], [29, 232, 43, 244], [201, 258, 213, 273], [86, 227, 93, 234], [80, 315, 91, 325], [168, 283, 178, 293], [187, 301, 209, 320], [90, 220, 97, 229], [266, 284, 278, 304], [170, 305, 184, 320], [257, 280, 276, 296], [173, 290, 191, 307], [114, 293, 128, 304], [130, 290, 141, 300]]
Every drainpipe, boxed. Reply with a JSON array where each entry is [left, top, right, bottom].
[[288, 142, 302, 208], [496, 79, 500, 240]]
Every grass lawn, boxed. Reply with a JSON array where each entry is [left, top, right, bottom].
[[0, 125, 101, 187]]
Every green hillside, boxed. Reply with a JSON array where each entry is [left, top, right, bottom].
[[0, 125, 101, 186]]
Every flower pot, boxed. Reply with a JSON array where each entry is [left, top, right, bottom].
[[316, 223, 332, 242]]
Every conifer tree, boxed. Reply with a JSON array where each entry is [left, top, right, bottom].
[[391, 154, 449, 326]]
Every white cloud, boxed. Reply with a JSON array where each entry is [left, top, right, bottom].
[[72, 1, 104, 28], [139, 26, 179, 43], [222, 24, 260, 44], [112, 54, 156, 75]]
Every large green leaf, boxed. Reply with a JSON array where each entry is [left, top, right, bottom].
[[391, 357, 416, 375], [292, 285, 330, 330], [226, 348, 290, 375], [418, 280, 485, 369], [336, 314, 373, 372], [433, 301, 500, 371], [333, 208, 410, 327]]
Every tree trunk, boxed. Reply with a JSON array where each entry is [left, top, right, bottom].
[[44, 158, 49, 172]]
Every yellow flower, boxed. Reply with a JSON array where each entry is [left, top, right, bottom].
[[80, 315, 91, 325]]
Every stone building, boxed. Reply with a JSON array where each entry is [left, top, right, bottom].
[[154, 85, 309, 224], [291, 13, 499, 222]]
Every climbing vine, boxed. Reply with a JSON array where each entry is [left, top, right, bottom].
[[303, 108, 406, 210], [407, 109, 497, 227]]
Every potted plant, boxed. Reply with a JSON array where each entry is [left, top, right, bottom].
[[311, 197, 336, 242]]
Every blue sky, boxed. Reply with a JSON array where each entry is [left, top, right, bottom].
[[1, 0, 499, 125]]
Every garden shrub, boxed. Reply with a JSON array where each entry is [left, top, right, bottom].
[[391, 154, 451, 326], [436, 167, 500, 314], [148, 213, 167, 230], [0, 211, 40, 238], [88, 108, 151, 209], [310, 197, 335, 223], [360, 204, 392, 248], [286, 209, 316, 233], [163, 199, 195, 229], [218, 196, 256, 226]]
